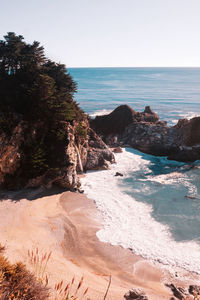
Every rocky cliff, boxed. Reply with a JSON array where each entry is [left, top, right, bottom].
[[0, 117, 115, 189], [0, 32, 115, 190], [91, 105, 200, 162]]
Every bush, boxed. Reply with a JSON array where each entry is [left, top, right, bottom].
[[0, 245, 49, 300]]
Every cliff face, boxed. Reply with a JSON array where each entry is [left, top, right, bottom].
[[91, 105, 200, 162], [0, 118, 115, 190]]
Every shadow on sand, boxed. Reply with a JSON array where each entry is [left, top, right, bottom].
[[0, 186, 67, 202]]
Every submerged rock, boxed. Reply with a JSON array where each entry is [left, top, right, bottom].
[[115, 172, 123, 177]]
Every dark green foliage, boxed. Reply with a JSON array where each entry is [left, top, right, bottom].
[[75, 123, 87, 141], [0, 32, 86, 182], [31, 144, 48, 173], [0, 32, 83, 122]]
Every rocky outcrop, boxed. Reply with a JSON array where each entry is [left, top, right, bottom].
[[91, 105, 159, 136], [166, 283, 200, 299], [166, 284, 189, 299], [85, 128, 115, 170], [124, 288, 148, 300], [91, 105, 200, 162], [189, 285, 200, 296], [0, 119, 115, 190], [0, 121, 27, 188], [91, 105, 137, 135]]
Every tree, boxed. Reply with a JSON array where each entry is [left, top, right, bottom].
[[0, 32, 86, 182], [0, 32, 81, 122]]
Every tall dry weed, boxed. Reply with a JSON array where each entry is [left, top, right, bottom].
[[53, 276, 89, 300], [27, 247, 51, 285]]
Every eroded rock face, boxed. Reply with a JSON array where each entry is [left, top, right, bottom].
[[0, 119, 115, 189], [91, 105, 200, 162], [85, 128, 115, 170], [0, 121, 27, 188]]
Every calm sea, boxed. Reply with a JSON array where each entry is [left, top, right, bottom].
[[69, 67, 200, 275], [69, 67, 200, 124]]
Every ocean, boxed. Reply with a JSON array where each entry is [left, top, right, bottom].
[[69, 67, 200, 274]]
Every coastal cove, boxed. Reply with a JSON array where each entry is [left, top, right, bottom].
[[81, 148, 200, 275], [1, 35, 200, 299], [0, 188, 172, 299], [1, 0, 200, 295]]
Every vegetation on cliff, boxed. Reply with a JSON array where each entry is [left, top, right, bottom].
[[0, 32, 81, 122], [0, 32, 88, 188]]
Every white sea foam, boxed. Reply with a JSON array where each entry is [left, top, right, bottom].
[[90, 109, 112, 118], [146, 172, 197, 196], [81, 149, 200, 274], [171, 111, 199, 124]]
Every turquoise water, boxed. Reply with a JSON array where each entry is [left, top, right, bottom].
[[123, 148, 200, 243], [70, 67, 200, 272]]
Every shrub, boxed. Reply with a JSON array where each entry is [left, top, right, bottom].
[[0, 245, 49, 300]]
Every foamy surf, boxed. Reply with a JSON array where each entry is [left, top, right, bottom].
[[90, 109, 112, 118], [171, 111, 199, 125], [81, 149, 200, 274]]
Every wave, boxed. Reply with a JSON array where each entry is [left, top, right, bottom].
[[171, 111, 199, 125], [81, 149, 200, 274], [90, 109, 112, 118]]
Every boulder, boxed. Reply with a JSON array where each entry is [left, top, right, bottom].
[[124, 288, 148, 300], [141, 106, 159, 123], [113, 146, 123, 153], [166, 284, 189, 299], [115, 172, 123, 177], [85, 148, 114, 170], [189, 285, 200, 296], [91, 105, 137, 135]]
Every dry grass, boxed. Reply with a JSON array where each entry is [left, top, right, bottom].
[[27, 247, 112, 300], [0, 244, 49, 300], [53, 276, 89, 300], [27, 248, 51, 286], [0, 244, 111, 300]]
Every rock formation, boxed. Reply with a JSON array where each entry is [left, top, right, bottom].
[[91, 105, 200, 162], [0, 117, 114, 190], [124, 288, 148, 299]]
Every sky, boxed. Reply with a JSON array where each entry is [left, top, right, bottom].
[[1, 0, 200, 67]]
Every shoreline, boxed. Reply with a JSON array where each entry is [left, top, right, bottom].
[[60, 191, 170, 299], [0, 188, 199, 299], [81, 148, 200, 277]]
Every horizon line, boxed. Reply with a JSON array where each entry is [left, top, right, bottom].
[[68, 66, 200, 69]]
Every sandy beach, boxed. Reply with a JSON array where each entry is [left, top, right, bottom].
[[0, 188, 198, 299]]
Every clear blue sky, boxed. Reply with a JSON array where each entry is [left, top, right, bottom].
[[1, 0, 200, 67]]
